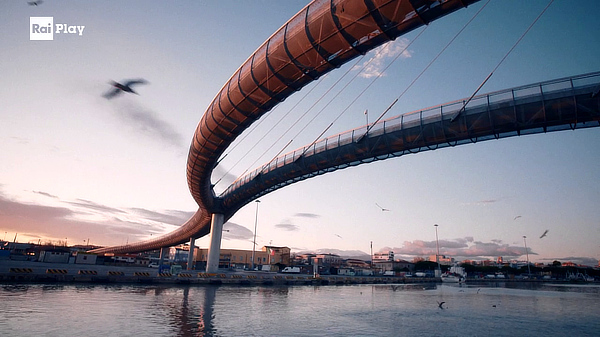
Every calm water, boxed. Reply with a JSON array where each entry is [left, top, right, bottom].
[[1, 282, 598, 336]]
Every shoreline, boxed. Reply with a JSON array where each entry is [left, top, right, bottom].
[[1, 260, 596, 286]]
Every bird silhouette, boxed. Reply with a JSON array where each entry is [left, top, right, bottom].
[[513, 215, 522, 220], [539, 230, 549, 239], [437, 301, 446, 309], [103, 79, 148, 99], [28, 0, 43, 6], [376, 203, 390, 212]]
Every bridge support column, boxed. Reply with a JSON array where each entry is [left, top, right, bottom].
[[187, 237, 195, 270], [206, 213, 224, 273], [159, 247, 169, 268]]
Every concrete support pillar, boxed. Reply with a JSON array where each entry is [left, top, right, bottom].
[[159, 247, 169, 268], [187, 237, 195, 270], [206, 213, 224, 273]]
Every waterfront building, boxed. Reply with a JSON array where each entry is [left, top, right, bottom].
[[374, 259, 415, 274], [373, 251, 394, 262], [428, 254, 454, 266], [193, 246, 290, 270], [314, 253, 343, 267], [38, 248, 70, 263]]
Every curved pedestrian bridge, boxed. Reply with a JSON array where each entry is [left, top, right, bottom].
[[92, 71, 600, 255]]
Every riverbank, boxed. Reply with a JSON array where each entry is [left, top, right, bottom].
[[2, 259, 595, 286]]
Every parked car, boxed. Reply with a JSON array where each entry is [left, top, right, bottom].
[[281, 267, 300, 273], [148, 263, 159, 268]]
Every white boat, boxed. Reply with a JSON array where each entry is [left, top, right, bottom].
[[441, 265, 467, 283]]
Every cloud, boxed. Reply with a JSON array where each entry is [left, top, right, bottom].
[[129, 208, 195, 226], [109, 98, 184, 148], [356, 38, 412, 79], [66, 199, 126, 214], [385, 237, 533, 260], [32, 191, 59, 199], [294, 213, 320, 219], [222, 222, 254, 241], [275, 223, 299, 231], [212, 165, 239, 191], [9, 137, 30, 145], [0, 189, 194, 246], [461, 199, 501, 206]]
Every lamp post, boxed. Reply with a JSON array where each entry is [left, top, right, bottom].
[[251, 200, 260, 270], [370, 241, 373, 268], [523, 236, 531, 276], [434, 224, 440, 269]]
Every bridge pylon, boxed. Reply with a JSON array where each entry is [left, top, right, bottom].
[[206, 213, 224, 273]]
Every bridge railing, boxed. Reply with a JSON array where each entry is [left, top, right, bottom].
[[223, 71, 600, 196]]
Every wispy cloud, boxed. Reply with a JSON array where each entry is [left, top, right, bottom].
[[32, 191, 59, 199], [461, 198, 502, 207], [66, 199, 126, 214], [356, 38, 412, 79], [109, 98, 184, 148], [129, 208, 195, 226], [294, 213, 320, 219], [0, 189, 193, 246], [222, 222, 254, 241], [275, 223, 299, 231]]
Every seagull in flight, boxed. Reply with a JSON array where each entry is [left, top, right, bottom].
[[513, 215, 522, 220], [539, 230, 549, 239], [437, 301, 446, 309], [376, 203, 390, 212], [334, 234, 343, 239], [28, 0, 43, 6], [103, 79, 148, 99]]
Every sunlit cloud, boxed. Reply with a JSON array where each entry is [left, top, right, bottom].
[[383, 237, 534, 260], [356, 38, 412, 79], [0, 189, 194, 246]]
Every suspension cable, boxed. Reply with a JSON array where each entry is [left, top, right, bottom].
[[451, 0, 555, 122], [363, 0, 492, 136]]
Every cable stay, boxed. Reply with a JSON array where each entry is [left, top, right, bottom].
[[294, 27, 429, 158], [451, 0, 555, 122], [359, 0, 492, 141]]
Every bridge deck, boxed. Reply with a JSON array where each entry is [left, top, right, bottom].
[[221, 72, 600, 213]]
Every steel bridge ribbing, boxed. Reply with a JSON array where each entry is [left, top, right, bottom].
[[91, 0, 482, 254], [220, 72, 600, 215], [92, 71, 600, 255]]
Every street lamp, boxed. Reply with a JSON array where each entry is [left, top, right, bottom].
[[523, 236, 531, 276], [251, 200, 260, 270], [434, 224, 440, 269], [370, 241, 373, 268]]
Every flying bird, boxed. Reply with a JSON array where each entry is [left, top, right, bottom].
[[28, 0, 43, 5], [539, 230, 549, 239], [437, 301, 446, 309], [376, 203, 390, 212], [334, 234, 343, 239], [513, 215, 522, 220], [103, 79, 148, 99]]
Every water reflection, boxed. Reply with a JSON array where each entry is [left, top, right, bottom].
[[159, 285, 218, 336]]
